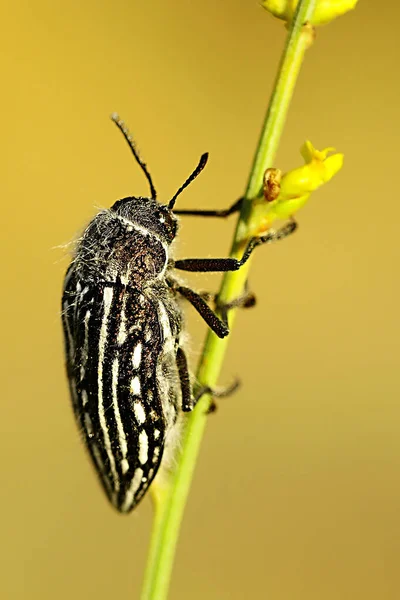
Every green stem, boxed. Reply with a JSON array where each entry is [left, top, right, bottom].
[[140, 2, 315, 599]]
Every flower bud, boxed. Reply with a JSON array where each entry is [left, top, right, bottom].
[[257, 141, 343, 227], [262, 0, 358, 26]]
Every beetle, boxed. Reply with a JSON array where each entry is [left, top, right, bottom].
[[61, 114, 296, 512]]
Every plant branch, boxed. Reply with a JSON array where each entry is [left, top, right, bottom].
[[140, 2, 316, 599]]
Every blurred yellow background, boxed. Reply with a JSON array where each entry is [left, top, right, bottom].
[[2, 1, 399, 598]]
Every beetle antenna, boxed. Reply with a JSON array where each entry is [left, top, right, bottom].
[[111, 113, 157, 200], [168, 153, 208, 210]]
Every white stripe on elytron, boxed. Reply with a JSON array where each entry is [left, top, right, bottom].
[[112, 357, 129, 475], [132, 343, 142, 369], [98, 287, 119, 491], [81, 389, 88, 406], [121, 467, 144, 512], [69, 378, 78, 406], [91, 442, 113, 495], [84, 412, 93, 436], [152, 446, 160, 463], [138, 430, 149, 465], [62, 303, 75, 361], [117, 293, 128, 345], [157, 301, 174, 352], [130, 376, 141, 395], [134, 401, 146, 424], [80, 310, 91, 379]]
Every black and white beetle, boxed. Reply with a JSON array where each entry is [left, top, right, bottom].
[[62, 114, 296, 513]]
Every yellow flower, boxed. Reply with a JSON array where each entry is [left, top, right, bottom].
[[262, 0, 358, 26], [257, 141, 343, 230]]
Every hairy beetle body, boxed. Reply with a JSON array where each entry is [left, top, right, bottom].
[[62, 114, 296, 513], [62, 199, 182, 512]]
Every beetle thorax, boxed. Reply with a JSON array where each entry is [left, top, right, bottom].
[[76, 206, 170, 284]]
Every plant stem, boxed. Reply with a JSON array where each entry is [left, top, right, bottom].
[[140, 2, 315, 599]]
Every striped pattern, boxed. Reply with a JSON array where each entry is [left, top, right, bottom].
[[62, 269, 181, 513]]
